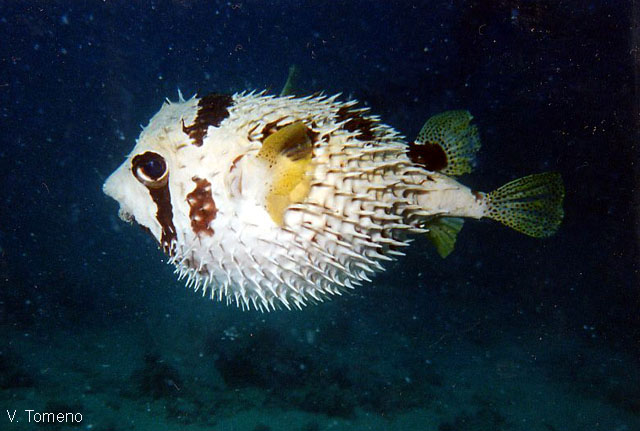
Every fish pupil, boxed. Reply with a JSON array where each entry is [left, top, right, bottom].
[[143, 157, 166, 180]]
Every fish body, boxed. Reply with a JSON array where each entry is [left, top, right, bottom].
[[104, 92, 564, 310]]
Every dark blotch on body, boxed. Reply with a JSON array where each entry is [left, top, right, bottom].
[[260, 117, 287, 139], [187, 177, 217, 236], [308, 121, 320, 145], [182, 93, 234, 146], [148, 182, 177, 256], [336, 106, 375, 141], [408, 141, 448, 172]]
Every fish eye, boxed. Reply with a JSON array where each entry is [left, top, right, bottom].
[[132, 152, 168, 188]]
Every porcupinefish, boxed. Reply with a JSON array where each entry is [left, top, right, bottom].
[[103, 91, 564, 310]]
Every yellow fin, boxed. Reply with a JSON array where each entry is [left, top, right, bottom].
[[257, 121, 313, 165], [258, 122, 313, 226], [485, 172, 564, 237], [279, 65, 300, 97], [426, 217, 464, 258], [414, 110, 480, 176]]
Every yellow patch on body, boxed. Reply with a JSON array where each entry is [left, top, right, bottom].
[[256, 121, 313, 226]]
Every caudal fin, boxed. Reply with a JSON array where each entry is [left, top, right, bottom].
[[485, 172, 564, 237]]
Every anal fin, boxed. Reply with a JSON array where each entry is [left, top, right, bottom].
[[426, 217, 464, 258]]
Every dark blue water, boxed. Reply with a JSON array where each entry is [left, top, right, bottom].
[[0, 1, 637, 430]]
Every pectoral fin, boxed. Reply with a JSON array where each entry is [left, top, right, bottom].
[[257, 121, 313, 226]]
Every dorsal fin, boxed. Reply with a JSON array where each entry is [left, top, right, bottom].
[[409, 110, 480, 177], [257, 122, 313, 226], [279, 65, 300, 97], [426, 217, 464, 258]]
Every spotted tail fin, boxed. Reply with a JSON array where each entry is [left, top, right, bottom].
[[484, 172, 565, 237]]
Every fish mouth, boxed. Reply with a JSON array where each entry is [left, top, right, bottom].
[[117, 208, 164, 250], [118, 208, 135, 224]]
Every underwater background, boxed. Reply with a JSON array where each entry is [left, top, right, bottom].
[[0, 1, 638, 430]]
